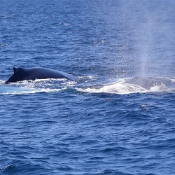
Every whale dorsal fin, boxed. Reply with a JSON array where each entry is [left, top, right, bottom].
[[13, 67, 17, 74]]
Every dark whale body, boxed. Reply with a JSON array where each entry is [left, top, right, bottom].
[[5, 67, 76, 84]]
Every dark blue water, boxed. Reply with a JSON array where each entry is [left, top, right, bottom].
[[1, 0, 175, 174]]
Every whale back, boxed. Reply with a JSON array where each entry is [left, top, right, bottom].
[[26, 68, 76, 80], [5, 67, 76, 84]]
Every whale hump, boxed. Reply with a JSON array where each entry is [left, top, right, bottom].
[[5, 67, 77, 84]]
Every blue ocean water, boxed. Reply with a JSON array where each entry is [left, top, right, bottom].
[[0, 0, 175, 174]]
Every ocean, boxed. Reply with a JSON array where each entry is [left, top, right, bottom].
[[0, 0, 175, 174]]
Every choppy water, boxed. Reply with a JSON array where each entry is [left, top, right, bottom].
[[1, 0, 175, 174]]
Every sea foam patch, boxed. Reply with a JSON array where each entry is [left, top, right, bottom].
[[76, 77, 175, 95], [0, 79, 69, 95]]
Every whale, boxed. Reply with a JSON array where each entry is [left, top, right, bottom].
[[5, 67, 77, 84]]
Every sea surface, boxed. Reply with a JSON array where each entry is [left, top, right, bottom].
[[0, 0, 175, 174]]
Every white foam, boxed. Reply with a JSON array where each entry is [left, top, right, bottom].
[[77, 82, 146, 95], [1, 77, 175, 95], [0, 86, 63, 95], [149, 83, 167, 92], [76, 77, 175, 95], [0, 79, 68, 95]]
